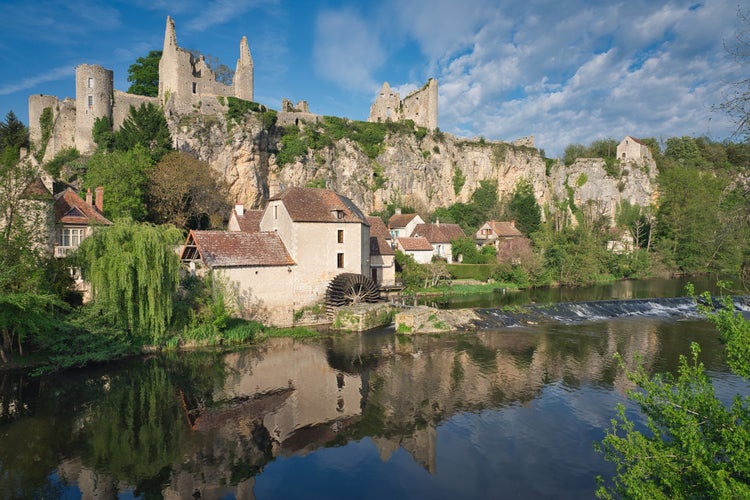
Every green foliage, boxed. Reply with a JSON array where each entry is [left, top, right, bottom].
[[43, 147, 79, 178], [576, 172, 588, 187], [305, 177, 327, 188], [508, 178, 542, 236], [395, 250, 430, 291], [225, 96, 267, 129], [450, 237, 489, 264], [564, 143, 587, 166], [446, 263, 496, 281], [36, 107, 53, 162], [261, 109, 278, 130], [452, 167, 466, 195], [114, 103, 172, 161], [277, 125, 308, 166], [0, 110, 29, 152], [597, 290, 750, 498], [126, 50, 161, 97], [84, 145, 154, 221], [539, 225, 611, 285], [92, 116, 115, 152], [76, 220, 182, 343]]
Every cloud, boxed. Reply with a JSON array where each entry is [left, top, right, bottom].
[[0, 66, 76, 96], [313, 8, 385, 92], [184, 0, 279, 32]]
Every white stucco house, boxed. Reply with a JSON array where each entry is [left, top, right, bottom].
[[616, 136, 653, 164]]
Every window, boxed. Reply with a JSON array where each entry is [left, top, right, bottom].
[[337, 253, 344, 268], [87, 96, 93, 108], [274, 205, 278, 219], [192, 82, 197, 94], [337, 230, 344, 243], [60, 228, 85, 248], [87, 77, 93, 88]]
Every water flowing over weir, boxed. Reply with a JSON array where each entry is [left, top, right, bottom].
[[472, 295, 750, 329]]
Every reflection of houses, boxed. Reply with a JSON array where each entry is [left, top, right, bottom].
[[616, 135, 653, 164], [411, 221, 465, 263], [395, 236, 434, 264], [366, 216, 396, 286], [180, 187, 372, 326]]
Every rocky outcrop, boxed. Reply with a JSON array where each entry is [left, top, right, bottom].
[[168, 106, 657, 218]]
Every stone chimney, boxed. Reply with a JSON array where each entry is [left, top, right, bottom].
[[435, 218, 440, 226], [95, 186, 104, 213], [86, 188, 93, 206], [395, 207, 402, 215], [235, 203, 244, 216]]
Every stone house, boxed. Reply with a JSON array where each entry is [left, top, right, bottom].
[[366, 216, 395, 287], [395, 237, 434, 264], [180, 187, 371, 326], [388, 210, 425, 240], [410, 221, 466, 263], [53, 186, 112, 258], [616, 136, 653, 164], [474, 220, 523, 250]]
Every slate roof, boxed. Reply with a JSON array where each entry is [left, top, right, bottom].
[[366, 216, 391, 240], [411, 223, 466, 243], [485, 220, 523, 238], [181, 230, 295, 267], [269, 187, 369, 224], [388, 212, 420, 229], [397, 236, 434, 251], [53, 188, 112, 226], [232, 208, 263, 232], [370, 237, 395, 256]]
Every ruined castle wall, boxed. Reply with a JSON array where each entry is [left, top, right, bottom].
[[276, 111, 321, 127], [112, 90, 159, 129], [368, 83, 401, 124], [28, 95, 77, 162], [28, 94, 60, 146], [401, 79, 438, 130], [233, 36, 254, 102], [75, 64, 113, 155]]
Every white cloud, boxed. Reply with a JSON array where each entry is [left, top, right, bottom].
[[0, 66, 75, 96], [185, 0, 279, 32]]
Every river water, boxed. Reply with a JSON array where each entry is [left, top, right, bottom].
[[1, 278, 748, 499]]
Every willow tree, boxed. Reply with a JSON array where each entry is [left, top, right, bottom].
[[77, 220, 182, 342]]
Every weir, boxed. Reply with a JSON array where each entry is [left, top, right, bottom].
[[473, 295, 750, 329]]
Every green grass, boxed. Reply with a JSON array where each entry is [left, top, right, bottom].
[[263, 326, 320, 339]]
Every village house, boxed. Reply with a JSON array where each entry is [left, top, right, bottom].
[[616, 135, 653, 164], [395, 236, 434, 264], [410, 221, 465, 263], [366, 216, 396, 287], [474, 220, 523, 250], [180, 187, 372, 326], [388, 209, 425, 240], [53, 186, 112, 258]]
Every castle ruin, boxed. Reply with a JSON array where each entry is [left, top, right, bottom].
[[28, 16, 254, 161], [368, 79, 438, 131]]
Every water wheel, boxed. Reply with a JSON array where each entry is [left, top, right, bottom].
[[325, 273, 381, 315]]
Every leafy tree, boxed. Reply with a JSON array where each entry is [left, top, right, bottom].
[[77, 220, 182, 342], [451, 237, 484, 264], [126, 50, 161, 97], [664, 136, 707, 168], [83, 145, 153, 221], [720, 7, 750, 140], [394, 250, 429, 291], [596, 289, 750, 498], [148, 151, 230, 229], [0, 110, 29, 152], [471, 179, 500, 220], [564, 143, 587, 165], [92, 116, 115, 152], [508, 178, 541, 236], [114, 103, 172, 161]]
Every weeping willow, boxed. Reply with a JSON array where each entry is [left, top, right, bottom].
[[77, 220, 182, 342]]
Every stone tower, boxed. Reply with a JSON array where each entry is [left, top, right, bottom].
[[368, 78, 438, 130], [233, 36, 254, 101], [75, 64, 113, 155]]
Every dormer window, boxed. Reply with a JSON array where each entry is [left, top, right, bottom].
[[333, 210, 344, 220]]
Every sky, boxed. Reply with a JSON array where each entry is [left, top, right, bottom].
[[0, 0, 745, 157]]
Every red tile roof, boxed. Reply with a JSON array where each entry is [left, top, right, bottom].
[[411, 223, 466, 243], [388, 212, 420, 229], [232, 208, 263, 232], [182, 230, 295, 267], [54, 188, 112, 226], [269, 187, 368, 224], [484, 220, 523, 238], [21, 177, 53, 200], [397, 236, 433, 251], [366, 216, 391, 240]]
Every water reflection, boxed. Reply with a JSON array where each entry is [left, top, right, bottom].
[[0, 319, 740, 499]]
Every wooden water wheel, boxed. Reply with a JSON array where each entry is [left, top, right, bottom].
[[325, 273, 381, 314]]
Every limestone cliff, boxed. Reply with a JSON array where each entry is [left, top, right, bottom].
[[169, 104, 657, 220]]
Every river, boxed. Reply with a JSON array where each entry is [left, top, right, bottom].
[[0, 278, 747, 499]]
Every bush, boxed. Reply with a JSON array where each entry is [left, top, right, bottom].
[[447, 263, 496, 281]]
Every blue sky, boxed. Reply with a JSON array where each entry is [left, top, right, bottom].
[[0, 0, 745, 157]]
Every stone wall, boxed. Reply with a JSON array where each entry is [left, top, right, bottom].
[[369, 78, 438, 130]]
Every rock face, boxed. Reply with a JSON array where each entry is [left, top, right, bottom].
[[168, 107, 658, 219]]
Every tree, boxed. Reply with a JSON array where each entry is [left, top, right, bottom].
[[596, 288, 750, 498], [114, 103, 172, 161], [508, 178, 541, 236], [84, 145, 153, 221], [92, 116, 115, 152], [126, 50, 161, 97], [187, 49, 234, 85], [564, 143, 587, 165], [720, 8, 750, 140], [77, 220, 182, 342], [0, 110, 29, 152], [148, 151, 230, 229]]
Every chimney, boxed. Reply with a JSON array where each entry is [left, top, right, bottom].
[[511, 220, 516, 228], [395, 208, 402, 215], [435, 218, 440, 226], [235, 203, 244, 216], [95, 186, 104, 213], [86, 188, 93, 206]]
